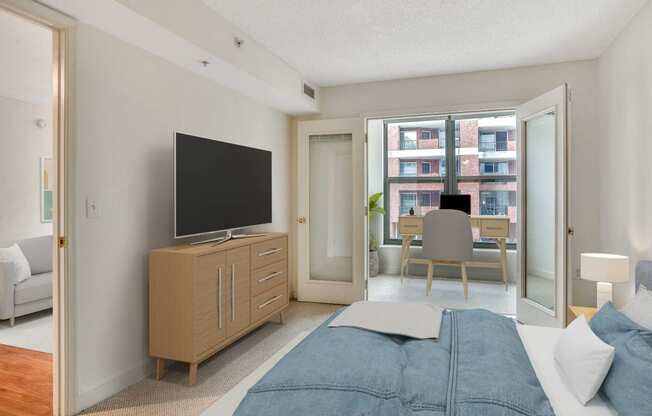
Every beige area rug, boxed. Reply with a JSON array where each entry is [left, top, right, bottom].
[[81, 301, 340, 416]]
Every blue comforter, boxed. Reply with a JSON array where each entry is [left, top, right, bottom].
[[235, 309, 554, 416]]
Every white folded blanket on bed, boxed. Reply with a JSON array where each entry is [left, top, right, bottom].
[[328, 301, 444, 339]]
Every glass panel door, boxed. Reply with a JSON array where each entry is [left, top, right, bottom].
[[524, 111, 556, 310], [309, 134, 353, 282]]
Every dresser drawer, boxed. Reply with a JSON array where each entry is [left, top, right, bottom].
[[252, 260, 287, 296], [398, 216, 423, 235], [251, 237, 287, 269], [252, 283, 288, 323], [480, 218, 510, 238]]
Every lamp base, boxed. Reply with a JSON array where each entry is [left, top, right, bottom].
[[596, 281, 613, 309]]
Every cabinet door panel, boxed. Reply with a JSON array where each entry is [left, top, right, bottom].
[[226, 246, 251, 337], [194, 252, 227, 356]]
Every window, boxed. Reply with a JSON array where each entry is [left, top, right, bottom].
[[400, 192, 417, 215], [399, 161, 417, 176], [479, 131, 508, 152], [480, 161, 509, 175], [442, 156, 461, 177], [385, 113, 517, 246], [420, 192, 432, 207], [480, 191, 511, 216], [400, 130, 417, 150], [421, 130, 432, 140]]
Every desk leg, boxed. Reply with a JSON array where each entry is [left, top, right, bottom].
[[399, 236, 407, 284], [497, 238, 508, 291]]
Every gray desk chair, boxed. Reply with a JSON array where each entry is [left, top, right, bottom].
[[403, 210, 473, 299]]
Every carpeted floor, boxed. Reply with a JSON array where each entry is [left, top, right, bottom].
[[80, 301, 340, 416]]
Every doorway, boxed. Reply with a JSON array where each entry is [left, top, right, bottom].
[[365, 112, 518, 315], [0, 2, 72, 415]]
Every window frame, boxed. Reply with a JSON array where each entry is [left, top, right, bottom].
[[383, 111, 517, 249], [420, 130, 432, 140], [421, 161, 432, 174]]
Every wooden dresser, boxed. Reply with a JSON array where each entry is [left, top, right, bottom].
[[149, 233, 289, 385]]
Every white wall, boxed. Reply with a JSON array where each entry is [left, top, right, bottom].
[[311, 60, 601, 305], [72, 24, 291, 410], [597, 0, 652, 307], [0, 97, 53, 243]]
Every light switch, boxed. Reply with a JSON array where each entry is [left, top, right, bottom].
[[86, 196, 101, 219]]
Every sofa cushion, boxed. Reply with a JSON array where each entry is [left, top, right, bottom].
[[14, 272, 53, 305], [17, 236, 52, 275]]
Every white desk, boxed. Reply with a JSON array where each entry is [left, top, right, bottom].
[[398, 215, 510, 289]]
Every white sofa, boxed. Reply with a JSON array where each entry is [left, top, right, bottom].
[[0, 236, 53, 326]]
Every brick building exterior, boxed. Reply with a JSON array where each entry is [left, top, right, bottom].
[[387, 117, 517, 242]]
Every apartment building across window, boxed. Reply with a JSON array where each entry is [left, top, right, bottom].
[[384, 112, 517, 245]]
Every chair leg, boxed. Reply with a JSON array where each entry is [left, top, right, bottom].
[[426, 262, 433, 296], [461, 263, 469, 300]]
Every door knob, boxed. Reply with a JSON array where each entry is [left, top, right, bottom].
[[297, 216, 306, 224]]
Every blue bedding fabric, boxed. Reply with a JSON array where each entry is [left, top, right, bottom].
[[235, 309, 554, 416], [590, 302, 652, 416]]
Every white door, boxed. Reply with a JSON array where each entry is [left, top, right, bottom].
[[297, 118, 365, 304], [516, 85, 568, 327]]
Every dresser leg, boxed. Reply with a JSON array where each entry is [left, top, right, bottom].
[[189, 362, 198, 386], [279, 310, 286, 324], [155, 358, 167, 381]]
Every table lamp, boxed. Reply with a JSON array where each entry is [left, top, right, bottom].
[[580, 253, 629, 308]]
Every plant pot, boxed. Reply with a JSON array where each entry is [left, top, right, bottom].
[[369, 250, 379, 277]]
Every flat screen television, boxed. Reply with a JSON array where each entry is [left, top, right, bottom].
[[174, 132, 272, 238], [439, 194, 471, 215]]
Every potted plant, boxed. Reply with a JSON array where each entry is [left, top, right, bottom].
[[368, 192, 385, 277]]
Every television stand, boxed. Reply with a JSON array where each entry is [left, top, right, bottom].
[[189, 230, 269, 246]]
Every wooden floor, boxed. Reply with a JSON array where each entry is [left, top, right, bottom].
[[0, 344, 52, 416]]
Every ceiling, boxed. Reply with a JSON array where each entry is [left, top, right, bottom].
[[203, 0, 647, 87], [0, 9, 52, 105]]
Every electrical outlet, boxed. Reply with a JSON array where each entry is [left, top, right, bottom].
[[86, 196, 101, 219]]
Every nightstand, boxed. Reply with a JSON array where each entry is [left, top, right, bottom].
[[567, 305, 598, 326]]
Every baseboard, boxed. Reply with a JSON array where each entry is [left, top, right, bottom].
[[77, 358, 153, 412]]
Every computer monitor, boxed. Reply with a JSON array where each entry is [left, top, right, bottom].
[[440, 194, 471, 215]]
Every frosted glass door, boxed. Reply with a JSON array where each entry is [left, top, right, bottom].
[[524, 112, 556, 311], [516, 85, 568, 328], [309, 134, 353, 282]]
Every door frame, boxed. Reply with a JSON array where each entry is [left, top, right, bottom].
[[296, 118, 365, 304], [0, 1, 77, 414], [516, 84, 568, 327]]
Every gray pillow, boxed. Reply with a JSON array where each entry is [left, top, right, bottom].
[[590, 303, 652, 416], [17, 236, 53, 275]]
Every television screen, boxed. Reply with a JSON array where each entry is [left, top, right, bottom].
[[440, 194, 471, 215], [175, 133, 272, 238]]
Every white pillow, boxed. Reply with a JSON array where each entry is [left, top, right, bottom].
[[620, 284, 652, 329], [554, 315, 615, 405], [0, 244, 32, 283]]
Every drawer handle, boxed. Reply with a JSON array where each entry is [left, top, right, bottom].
[[217, 267, 223, 330], [258, 248, 282, 257], [258, 271, 282, 283], [402, 224, 419, 228], [231, 264, 236, 322], [258, 295, 282, 310]]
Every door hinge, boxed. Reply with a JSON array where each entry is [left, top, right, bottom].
[[58, 236, 68, 248], [364, 133, 368, 144], [568, 88, 572, 103]]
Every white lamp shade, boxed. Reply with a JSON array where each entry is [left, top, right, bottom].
[[580, 253, 629, 283]]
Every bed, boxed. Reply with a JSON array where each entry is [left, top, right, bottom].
[[204, 262, 652, 416]]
